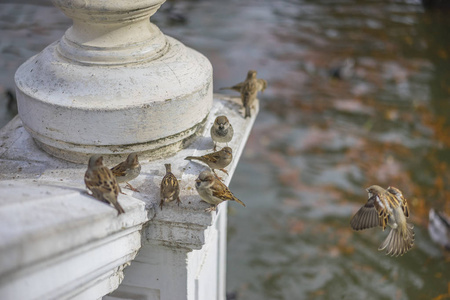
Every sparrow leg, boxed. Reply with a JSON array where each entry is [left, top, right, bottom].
[[125, 182, 140, 192], [218, 168, 229, 175], [213, 142, 217, 151], [119, 186, 127, 195], [176, 197, 181, 206], [159, 199, 164, 210], [212, 170, 224, 181], [205, 205, 217, 212]]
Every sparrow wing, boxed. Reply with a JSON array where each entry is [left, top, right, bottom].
[[387, 187, 409, 218], [203, 152, 221, 164], [402, 198, 410, 218], [88, 167, 119, 199], [372, 194, 391, 231], [219, 82, 244, 92], [160, 173, 180, 200], [256, 79, 267, 92], [111, 161, 128, 177], [211, 180, 246, 207], [350, 196, 381, 230]]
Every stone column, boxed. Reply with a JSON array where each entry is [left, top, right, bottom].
[[107, 203, 229, 300], [15, 0, 212, 163], [2, 0, 260, 299]]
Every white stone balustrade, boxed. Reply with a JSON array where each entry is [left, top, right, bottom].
[[1, 0, 259, 299], [15, 0, 212, 163], [0, 95, 259, 299]]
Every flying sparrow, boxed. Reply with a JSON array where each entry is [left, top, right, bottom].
[[210, 115, 234, 151], [185, 147, 232, 177], [160, 163, 181, 210], [110, 153, 141, 192], [84, 155, 125, 215], [221, 70, 267, 118], [195, 170, 245, 212], [350, 185, 414, 256]]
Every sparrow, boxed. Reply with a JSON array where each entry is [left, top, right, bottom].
[[220, 70, 267, 118], [195, 170, 245, 212], [185, 147, 232, 177], [160, 163, 181, 210], [220, 71, 267, 93], [84, 155, 125, 215], [428, 209, 450, 251], [210, 116, 234, 151], [110, 153, 141, 192], [350, 185, 414, 256]]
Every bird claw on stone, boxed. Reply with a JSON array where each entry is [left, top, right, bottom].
[[125, 183, 139, 192], [205, 206, 217, 212]]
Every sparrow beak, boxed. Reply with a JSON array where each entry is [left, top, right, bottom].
[[219, 125, 224, 130], [195, 178, 201, 183]]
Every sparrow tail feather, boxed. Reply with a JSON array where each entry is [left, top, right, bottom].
[[185, 156, 200, 161], [378, 222, 414, 256], [114, 202, 125, 215], [233, 198, 246, 207]]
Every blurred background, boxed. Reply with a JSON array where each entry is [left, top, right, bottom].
[[1, 0, 449, 299]]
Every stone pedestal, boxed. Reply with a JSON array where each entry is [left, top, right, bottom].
[[4, 0, 259, 299], [15, 0, 212, 163], [0, 95, 259, 300]]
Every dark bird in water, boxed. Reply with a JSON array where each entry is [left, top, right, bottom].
[[428, 208, 450, 251]]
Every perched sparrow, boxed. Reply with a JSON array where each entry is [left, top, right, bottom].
[[350, 185, 414, 256], [221, 70, 267, 118], [185, 147, 232, 177], [428, 209, 450, 251], [160, 163, 181, 210], [84, 155, 125, 215], [111, 153, 141, 192], [220, 71, 267, 93], [210, 115, 234, 151], [195, 170, 245, 212]]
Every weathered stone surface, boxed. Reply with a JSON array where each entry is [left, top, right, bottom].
[[0, 94, 258, 300]]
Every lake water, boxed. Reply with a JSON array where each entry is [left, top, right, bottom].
[[1, 0, 449, 299]]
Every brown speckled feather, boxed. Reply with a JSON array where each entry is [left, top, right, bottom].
[[111, 161, 128, 177], [160, 164, 181, 209], [387, 186, 409, 218], [210, 177, 245, 207], [85, 155, 124, 215], [350, 196, 381, 230]]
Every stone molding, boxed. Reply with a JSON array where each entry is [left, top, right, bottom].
[[0, 95, 259, 299]]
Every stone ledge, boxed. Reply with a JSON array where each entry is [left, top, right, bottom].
[[0, 94, 258, 299]]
